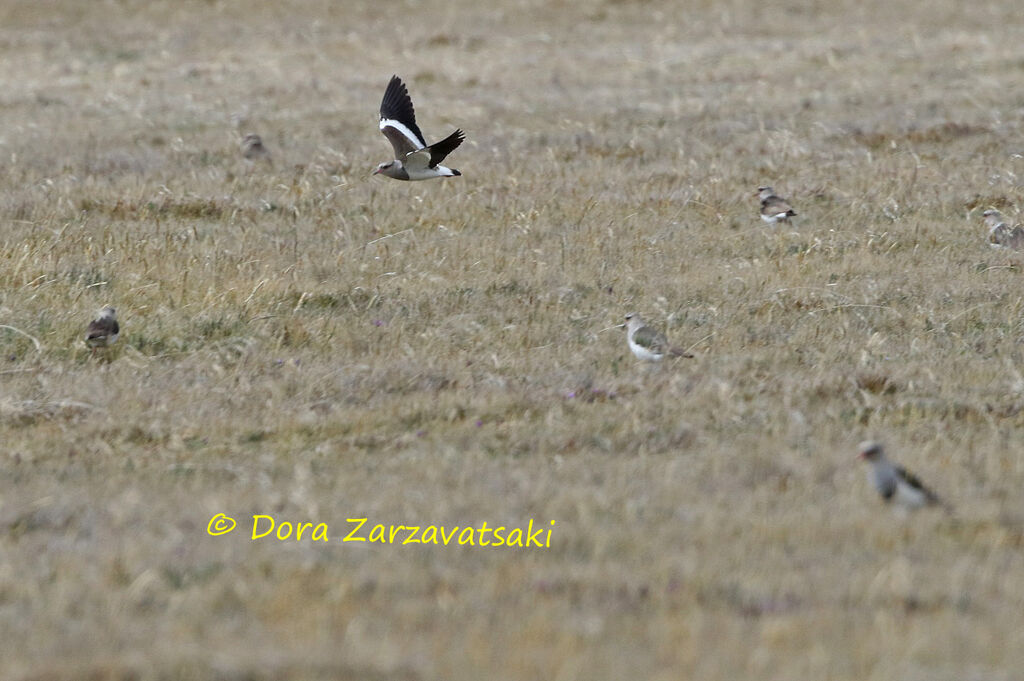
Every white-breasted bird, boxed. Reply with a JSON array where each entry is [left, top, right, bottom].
[[982, 209, 1024, 250], [624, 313, 693, 362], [85, 306, 119, 355], [373, 75, 464, 181], [758, 186, 797, 224], [857, 441, 945, 510]]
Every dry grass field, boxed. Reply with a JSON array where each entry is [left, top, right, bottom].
[[3, 0, 1024, 678]]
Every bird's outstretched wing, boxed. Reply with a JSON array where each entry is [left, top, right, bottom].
[[379, 75, 427, 157], [402, 129, 466, 172], [423, 129, 464, 168]]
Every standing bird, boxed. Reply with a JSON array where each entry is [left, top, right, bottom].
[[857, 441, 945, 510], [240, 133, 271, 162], [373, 75, 464, 181], [85, 306, 120, 356], [982, 209, 1024, 250], [758, 186, 797, 224], [624, 313, 693, 362]]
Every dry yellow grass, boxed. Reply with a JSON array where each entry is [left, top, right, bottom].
[[2, 0, 1024, 678]]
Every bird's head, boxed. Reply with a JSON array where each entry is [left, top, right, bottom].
[[97, 306, 117, 320], [373, 161, 394, 176], [756, 186, 774, 200], [982, 209, 1003, 225], [623, 312, 641, 330], [857, 440, 884, 462]]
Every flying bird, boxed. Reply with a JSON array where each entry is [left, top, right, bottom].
[[240, 133, 271, 162], [373, 75, 464, 181], [857, 441, 946, 510], [624, 313, 694, 362], [85, 306, 119, 356], [982, 209, 1024, 250], [758, 186, 797, 224]]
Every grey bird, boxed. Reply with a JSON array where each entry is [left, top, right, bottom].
[[85, 306, 120, 356], [758, 186, 797, 224], [857, 441, 946, 510], [373, 75, 464, 181], [983, 209, 1024, 250], [241, 133, 271, 162], [624, 313, 693, 362]]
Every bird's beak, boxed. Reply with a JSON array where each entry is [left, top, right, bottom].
[[371, 168, 380, 176]]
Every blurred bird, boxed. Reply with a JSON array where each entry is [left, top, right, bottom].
[[373, 75, 464, 181], [982, 209, 1024, 250], [857, 441, 945, 510], [624, 313, 693, 362], [241, 133, 271, 162], [85, 306, 119, 356], [758, 186, 797, 224]]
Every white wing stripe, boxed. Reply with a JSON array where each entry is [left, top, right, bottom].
[[380, 118, 425, 150]]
